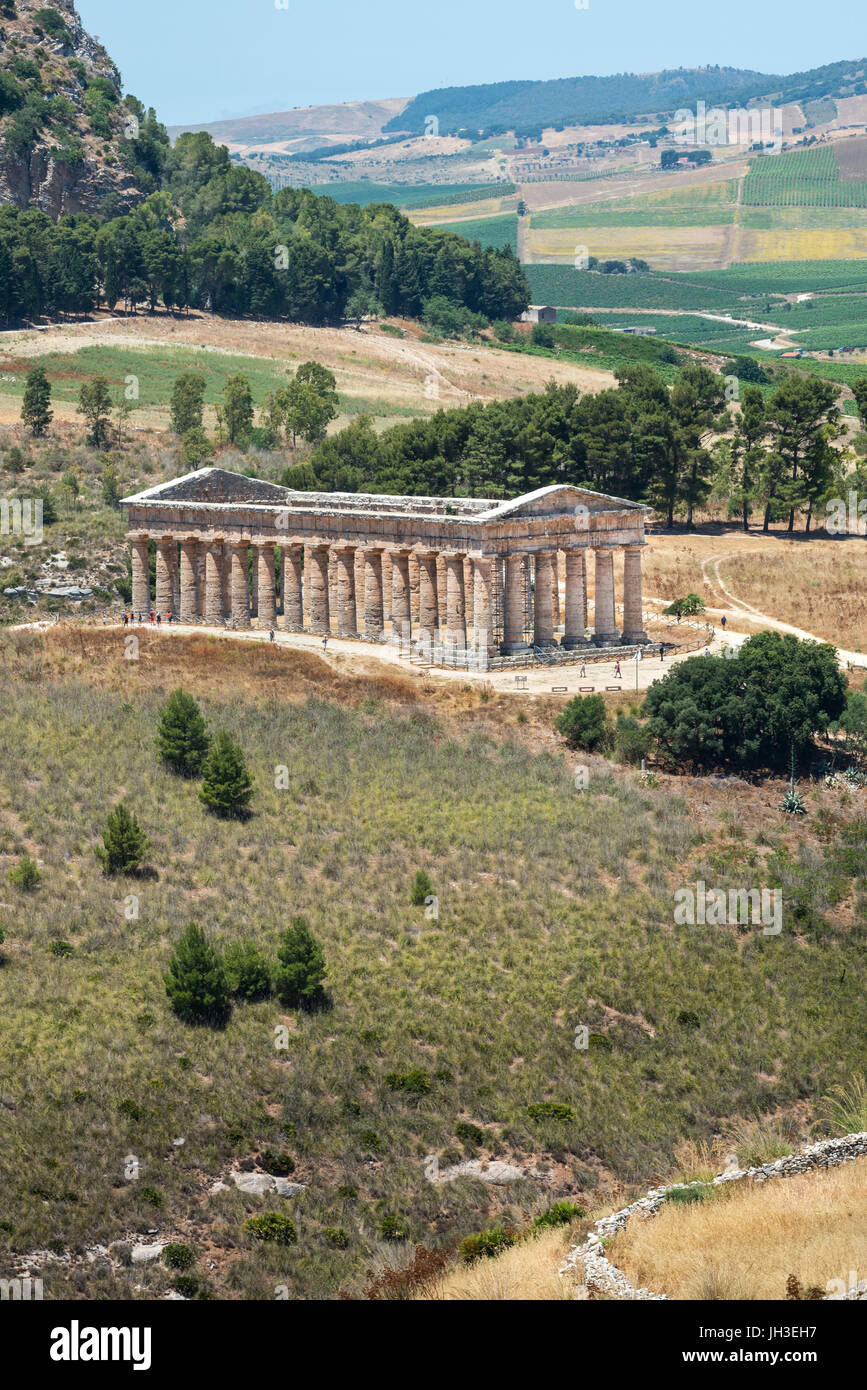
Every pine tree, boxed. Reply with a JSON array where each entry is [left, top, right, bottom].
[[21, 366, 53, 437], [78, 376, 113, 449], [170, 372, 207, 436], [157, 689, 211, 777], [199, 730, 255, 818], [96, 804, 150, 876], [275, 917, 327, 1009], [410, 870, 433, 906], [165, 924, 230, 1026]]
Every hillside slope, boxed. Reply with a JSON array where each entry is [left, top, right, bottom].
[[0, 0, 147, 216]]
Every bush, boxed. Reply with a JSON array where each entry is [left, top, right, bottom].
[[48, 939, 73, 958], [410, 869, 433, 906], [458, 1224, 516, 1263], [663, 593, 705, 616], [274, 917, 326, 1009], [533, 1200, 585, 1230], [258, 1148, 295, 1176], [379, 1215, 410, 1242], [323, 1227, 350, 1250], [613, 712, 650, 765], [162, 1243, 195, 1270], [180, 427, 213, 467], [455, 1121, 485, 1149], [164, 924, 231, 1027], [157, 690, 211, 777], [244, 1213, 297, 1246], [95, 803, 149, 876], [199, 730, 255, 818], [224, 941, 272, 1001], [526, 1101, 575, 1122], [554, 694, 608, 751], [8, 854, 41, 891], [384, 1069, 431, 1097], [172, 1275, 199, 1298]]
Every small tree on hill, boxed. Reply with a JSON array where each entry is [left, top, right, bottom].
[[95, 804, 150, 876], [275, 917, 327, 1010], [8, 855, 41, 892], [554, 694, 609, 751], [157, 689, 211, 777], [78, 376, 113, 449], [170, 371, 207, 436], [21, 366, 53, 437], [165, 923, 230, 1026], [221, 374, 254, 446], [410, 869, 433, 906], [224, 940, 272, 1001], [199, 730, 255, 818]]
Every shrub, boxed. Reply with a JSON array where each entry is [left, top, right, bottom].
[[274, 917, 327, 1009], [164, 924, 231, 1027], [410, 869, 433, 906], [663, 593, 705, 616], [224, 940, 272, 1001], [379, 1215, 410, 1242], [172, 1275, 199, 1298], [162, 1243, 195, 1270], [8, 854, 41, 891], [180, 427, 213, 467], [533, 1200, 585, 1230], [258, 1149, 295, 1176], [323, 1227, 350, 1249], [455, 1121, 485, 1149], [244, 1213, 297, 1246], [526, 1101, 575, 1122], [199, 730, 255, 818], [554, 694, 609, 751], [781, 788, 807, 815], [95, 803, 149, 876], [614, 712, 651, 765], [156, 689, 211, 777], [458, 1224, 516, 1263], [48, 939, 73, 958], [384, 1069, 431, 1097]]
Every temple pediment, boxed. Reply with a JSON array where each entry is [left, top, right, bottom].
[[122, 468, 291, 507], [476, 485, 649, 522]]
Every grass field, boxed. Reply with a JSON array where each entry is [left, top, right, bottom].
[[525, 266, 744, 312], [743, 145, 867, 208], [528, 225, 732, 271], [0, 628, 864, 1298], [610, 1158, 867, 1300]]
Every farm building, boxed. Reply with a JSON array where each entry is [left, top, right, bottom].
[[520, 305, 558, 324]]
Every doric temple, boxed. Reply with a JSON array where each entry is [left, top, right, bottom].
[[123, 467, 652, 668]]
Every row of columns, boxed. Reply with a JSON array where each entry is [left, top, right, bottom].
[[131, 535, 647, 651]]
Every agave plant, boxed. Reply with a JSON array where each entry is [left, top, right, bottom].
[[781, 787, 807, 815]]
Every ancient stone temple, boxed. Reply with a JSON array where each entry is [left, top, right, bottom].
[[123, 467, 651, 669]]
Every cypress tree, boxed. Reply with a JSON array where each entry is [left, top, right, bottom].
[[21, 366, 53, 437], [95, 804, 150, 876], [165, 924, 230, 1026], [199, 730, 255, 818], [275, 917, 327, 1010], [157, 689, 211, 777]]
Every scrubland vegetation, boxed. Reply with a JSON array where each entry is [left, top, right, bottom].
[[0, 628, 864, 1298]]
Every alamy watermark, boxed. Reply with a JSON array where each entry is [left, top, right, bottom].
[[825, 491, 866, 536], [673, 102, 783, 155], [1, 497, 43, 545], [674, 880, 782, 935]]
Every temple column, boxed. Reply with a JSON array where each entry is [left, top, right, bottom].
[[382, 552, 392, 623], [328, 553, 338, 634], [444, 552, 466, 648], [391, 549, 411, 640], [463, 556, 474, 616], [621, 545, 648, 644], [335, 545, 359, 637], [255, 542, 277, 630], [416, 551, 439, 647], [306, 545, 330, 634], [502, 553, 528, 654], [472, 557, 492, 655], [229, 540, 251, 630], [282, 545, 304, 632], [130, 534, 150, 614], [250, 547, 259, 619], [436, 553, 448, 635], [205, 537, 226, 626], [179, 536, 199, 623], [593, 549, 618, 645], [533, 551, 557, 647], [552, 554, 561, 629], [409, 554, 420, 625], [221, 542, 231, 619], [155, 536, 173, 615], [363, 549, 384, 640], [169, 542, 180, 616], [562, 551, 588, 648]]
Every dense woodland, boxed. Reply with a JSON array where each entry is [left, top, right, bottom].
[[0, 130, 530, 324], [299, 365, 866, 533]]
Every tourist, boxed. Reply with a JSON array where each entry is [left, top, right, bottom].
[[721, 614, 727, 630], [579, 661, 586, 678], [269, 628, 275, 643], [322, 634, 328, 653], [614, 660, 621, 679], [157, 612, 162, 626], [659, 643, 665, 661]]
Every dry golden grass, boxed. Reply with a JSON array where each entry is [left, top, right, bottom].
[[610, 1158, 867, 1300], [419, 1227, 580, 1300], [740, 228, 867, 262], [528, 224, 731, 272]]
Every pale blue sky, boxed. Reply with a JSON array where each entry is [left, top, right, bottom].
[[76, 0, 861, 127]]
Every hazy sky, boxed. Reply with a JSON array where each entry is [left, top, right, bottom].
[[75, 0, 861, 127]]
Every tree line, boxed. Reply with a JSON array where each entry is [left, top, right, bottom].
[[0, 133, 530, 325]]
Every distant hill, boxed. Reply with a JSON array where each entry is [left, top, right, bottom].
[[168, 97, 410, 155], [388, 58, 867, 137]]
